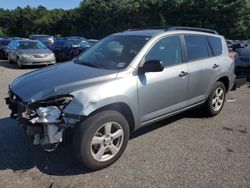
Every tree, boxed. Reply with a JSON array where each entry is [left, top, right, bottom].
[[0, 0, 249, 39]]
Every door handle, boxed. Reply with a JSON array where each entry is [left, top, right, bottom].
[[179, 71, 188, 77], [213, 64, 219, 69]]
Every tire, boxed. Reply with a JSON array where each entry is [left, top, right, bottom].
[[7, 54, 13, 63], [73, 110, 130, 170], [204, 81, 226, 116], [16, 57, 23, 68]]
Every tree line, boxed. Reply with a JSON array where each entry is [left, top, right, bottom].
[[0, 0, 249, 39]]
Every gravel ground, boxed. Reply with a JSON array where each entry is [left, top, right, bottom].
[[0, 60, 250, 188]]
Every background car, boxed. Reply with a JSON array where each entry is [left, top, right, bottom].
[[6, 39, 56, 68], [50, 37, 91, 61], [65, 36, 91, 49], [0, 38, 12, 59], [235, 47, 250, 75], [29, 34, 54, 48], [88, 39, 99, 46]]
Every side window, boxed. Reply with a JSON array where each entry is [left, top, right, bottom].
[[145, 35, 182, 66], [207, 36, 222, 56], [184, 35, 209, 61]]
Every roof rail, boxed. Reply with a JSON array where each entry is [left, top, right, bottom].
[[126, 26, 219, 35], [167, 27, 219, 34]]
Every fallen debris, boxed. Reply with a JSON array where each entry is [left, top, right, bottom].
[[226, 98, 236, 102]]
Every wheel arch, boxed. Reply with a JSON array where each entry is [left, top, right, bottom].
[[87, 102, 135, 132], [217, 76, 229, 92]]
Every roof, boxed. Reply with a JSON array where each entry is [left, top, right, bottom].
[[118, 29, 165, 37], [29, 34, 53, 38], [65, 36, 87, 40], [13, 39, 38, 42], [119, 27, 219, 37]]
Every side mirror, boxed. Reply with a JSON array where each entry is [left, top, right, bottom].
[[141, 60, 164, 73]]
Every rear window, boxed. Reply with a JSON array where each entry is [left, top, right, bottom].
[[207, 36, 222, 56], [184, 35, 209, 61]]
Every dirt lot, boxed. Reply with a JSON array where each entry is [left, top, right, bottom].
[[0, 60, 250, 188]]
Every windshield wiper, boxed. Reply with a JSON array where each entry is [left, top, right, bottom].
[[74, 59, 100, 68]]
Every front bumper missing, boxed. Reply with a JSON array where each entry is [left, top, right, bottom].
[[5, 92, 80, 151]]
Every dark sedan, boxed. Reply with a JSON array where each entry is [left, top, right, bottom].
[[29, 34, 54, 48], [0, 38, 12, 59], [50, 38, 91, 62], [235, 47, 250, 75]]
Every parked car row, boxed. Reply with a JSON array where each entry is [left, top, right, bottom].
[[0, 35, 99, 68], [50, 36, 91, 61], [226, 39, 250, 75], [226, 39, 250, 51]]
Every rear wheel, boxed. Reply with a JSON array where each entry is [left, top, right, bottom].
[[73, 110, 129, 170], [204, 81, 226, 116]]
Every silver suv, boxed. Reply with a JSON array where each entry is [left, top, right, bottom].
[[6, 27, 235, 170]]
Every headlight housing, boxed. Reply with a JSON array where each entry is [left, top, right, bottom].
[[28, 95, 73, 124], [49, 53, 55, 58], [21, 54, 33, 58], [36, 106, 61, 122]]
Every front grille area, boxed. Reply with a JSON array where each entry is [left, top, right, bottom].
[[239, 57, 250, 63], [33, 54, 48, 58]]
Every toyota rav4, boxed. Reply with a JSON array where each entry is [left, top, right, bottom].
[[6, 27, 236, 170]]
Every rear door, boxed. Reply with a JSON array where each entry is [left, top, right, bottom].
[[138, 35, 189, 123], [183, 34, 221, 105]]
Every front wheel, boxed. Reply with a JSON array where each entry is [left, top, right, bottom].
[[73, 110, 130, 170], [204, 81, 226, 116], [16, 58, 23, 68], [7, 54, 13, 63]]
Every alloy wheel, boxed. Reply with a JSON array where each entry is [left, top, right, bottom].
[[90, 121, 124, 162], [212, 87, 225, 111]]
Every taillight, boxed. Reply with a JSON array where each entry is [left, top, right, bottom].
[[229, 52, 236, 61]]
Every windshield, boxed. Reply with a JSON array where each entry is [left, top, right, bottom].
[[0, 40, 11, 46], [17, 41, 47, 50], [76, 35, 150, 70]]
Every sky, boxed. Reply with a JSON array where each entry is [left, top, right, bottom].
[[0, 0, 83, 10]]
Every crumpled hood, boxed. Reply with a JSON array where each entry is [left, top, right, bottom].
[[10, 62, 118, 102]]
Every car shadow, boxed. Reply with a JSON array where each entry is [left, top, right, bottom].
[[0, 60, 52, 70], [130, 109, 205, 139], [0, 109, 205, 176], [0, 117, 92, 176]]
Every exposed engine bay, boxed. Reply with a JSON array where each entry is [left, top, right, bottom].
[[5, 91, 80, 152]]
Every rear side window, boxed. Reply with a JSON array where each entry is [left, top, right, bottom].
[[184, 35, 209, 61], [207, 36, 222, 56]]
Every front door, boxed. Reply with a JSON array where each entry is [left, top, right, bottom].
[[138, 35, 189, 124]]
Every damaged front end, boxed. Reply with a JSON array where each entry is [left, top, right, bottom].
[[5, 90, 81, 152]]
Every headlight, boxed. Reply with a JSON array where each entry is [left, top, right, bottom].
[[21, 54, 33, 58], [36, 106, 61, 122], [49, 53, 55, 58]]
